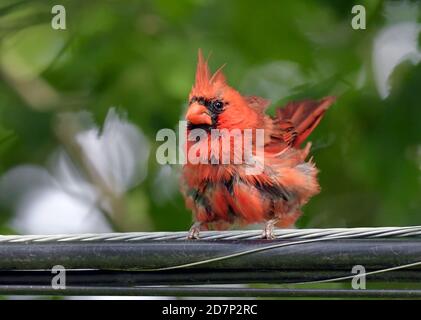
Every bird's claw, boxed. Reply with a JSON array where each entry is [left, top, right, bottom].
[[262, 219, 278, 240], [187, 222, 201, 240], [262, 228, 276, 240]]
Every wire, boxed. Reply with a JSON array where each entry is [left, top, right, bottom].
[[2, 226, 421, 288], [291, 260, 421, 285], [2, 285, 421, 298], [2, 227, 421, 297], [1, 225, 421, 243]]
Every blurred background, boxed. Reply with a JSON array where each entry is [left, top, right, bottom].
[[0, 0, 420, 235]]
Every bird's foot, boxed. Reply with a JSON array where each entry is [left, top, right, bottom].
[[262, 219, 279, 240], [261, 227, 276, 240], [187, 222, 202, 240]]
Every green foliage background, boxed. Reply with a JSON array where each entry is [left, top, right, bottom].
[[0, 0, 420, 234]]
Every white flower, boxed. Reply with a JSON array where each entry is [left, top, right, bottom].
[[372, 2, 421, 99], [75, 108, 150, 195], [0, 108, 150, 234]]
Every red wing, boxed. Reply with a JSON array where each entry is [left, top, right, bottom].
[[245, 95, 271, 111], [269, 96, 335, 150]]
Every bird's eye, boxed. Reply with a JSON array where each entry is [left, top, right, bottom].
[[212, 100, 224, 110]]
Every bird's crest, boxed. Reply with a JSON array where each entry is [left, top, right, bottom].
[[191, 49, 227, 97]]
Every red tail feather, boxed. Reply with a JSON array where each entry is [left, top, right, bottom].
[[276, 96, 335, 147]]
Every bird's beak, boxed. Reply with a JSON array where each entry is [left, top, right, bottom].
[[186, 103, 212, 125]]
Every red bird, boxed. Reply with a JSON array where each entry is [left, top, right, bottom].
[[181, 50, 335, 239]]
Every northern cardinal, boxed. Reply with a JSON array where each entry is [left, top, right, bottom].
[[181, 50, 335, 239]]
